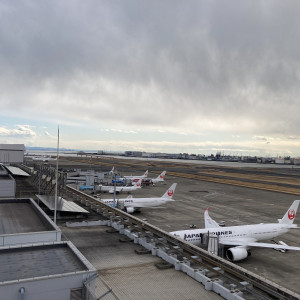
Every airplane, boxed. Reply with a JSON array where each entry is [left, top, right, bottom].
[[104, 166, 115, 175], [124, 170, 148, 181], [100, 183, 177, 213], [132, 171, 167, 185], [149, 171, 167, 184], [32, 156, 56, 162], [98, 178, 142, 194], [271, 240, 288, 253], [170, 200, 300, 261]]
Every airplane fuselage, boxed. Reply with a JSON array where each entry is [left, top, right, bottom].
[[171, 223, 291, 246], [102, 197, 171, 208], [99, 185, 140, 193]]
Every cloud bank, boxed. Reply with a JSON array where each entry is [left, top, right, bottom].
[[1, 1, 300, 155]]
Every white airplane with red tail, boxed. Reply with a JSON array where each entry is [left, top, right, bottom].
[[170, 200, 300, 261], [101, 183, 177, 213], [98, 178, 142, 194], [124, 170, 148, 181], [146, 171, 167, 184], [132, 171, 167, 185]]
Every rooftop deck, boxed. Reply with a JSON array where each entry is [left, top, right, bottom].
[[0, 242, 90, 283], [0, 199, 52, 234]]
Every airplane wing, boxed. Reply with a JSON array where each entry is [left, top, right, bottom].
[[142, 206, 167, 209], [133, 206, 167, 209], [219, 237, 256, 246], [220, 239, 300, 250], [246, 242, 300, 251]]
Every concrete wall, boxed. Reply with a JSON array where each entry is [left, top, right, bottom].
[[0, 271, 96, 300], [0, 175, 15, 198], [0, 231, 61, 247], [294, 158, 300, 165], [0, 241, 98, 300], [0, 198, 61, 246], [0, 148, 24, 163]]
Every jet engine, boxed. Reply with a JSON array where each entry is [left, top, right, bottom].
[[126, 207, 135, 213], [226, 247, 249, 261]]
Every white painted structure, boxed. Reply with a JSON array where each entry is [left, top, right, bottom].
[[0, 174, 15, 198], [294, 158, 300, 165], [0, 241, 97, 300], [0, 198, 61, 246], [275, 158, 284, 164], [0, 144, 25, 163]]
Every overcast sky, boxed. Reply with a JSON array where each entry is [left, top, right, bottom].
[[1, 0, 300, 156]]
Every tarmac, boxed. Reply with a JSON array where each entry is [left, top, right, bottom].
[[61, 225, 223, 300], [111, 173, 300, 295], [72, 171, 300, 295], [29, 157, 300, 297]]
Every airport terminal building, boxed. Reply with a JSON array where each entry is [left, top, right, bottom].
[[0, 144, 25, 164]]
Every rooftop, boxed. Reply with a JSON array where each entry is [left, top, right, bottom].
[[0, 199, 54, 234], [5, 165, 30, 177], [0, 144, 25, 151], [36, 195, 89, 214], [0, 242, 89, 282]]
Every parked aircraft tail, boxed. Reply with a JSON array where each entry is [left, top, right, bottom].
[[278, 200, 300, 226], [132, 178, 142, 187], [162, 183, 177, 199], [156, 171, 166, 180], [204, 208, 220, 229], [144, 170, 149, 177]]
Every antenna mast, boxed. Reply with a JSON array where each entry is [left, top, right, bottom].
[[54, 126, 59, 224]]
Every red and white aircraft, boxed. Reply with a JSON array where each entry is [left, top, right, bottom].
[[150, 170, 166, 184], [124, 170, 148, 181], [131, 170, 166, 184], [100, 183, 177, 213], [170, 200, 300, 261], [98, 178, 142, 194]]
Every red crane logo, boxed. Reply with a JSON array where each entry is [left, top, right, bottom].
[[288, 209, 295, 220]]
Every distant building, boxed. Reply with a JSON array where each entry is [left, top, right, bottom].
[[275, 158, 285, 164], [0, 144, 25, 163], [125, 151, 143, 157], [142, 152, 155, 158], [0, 165, 15, 198], [294, 158, 300, 165]]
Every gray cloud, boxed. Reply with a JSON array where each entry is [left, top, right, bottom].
[[1, 1, 300, 137], [0, 125, 36, 138]]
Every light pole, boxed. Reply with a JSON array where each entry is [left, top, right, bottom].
[[113, 172, 117, 208], [38, 164, 41, 205], [54, 126, 59, 224]]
